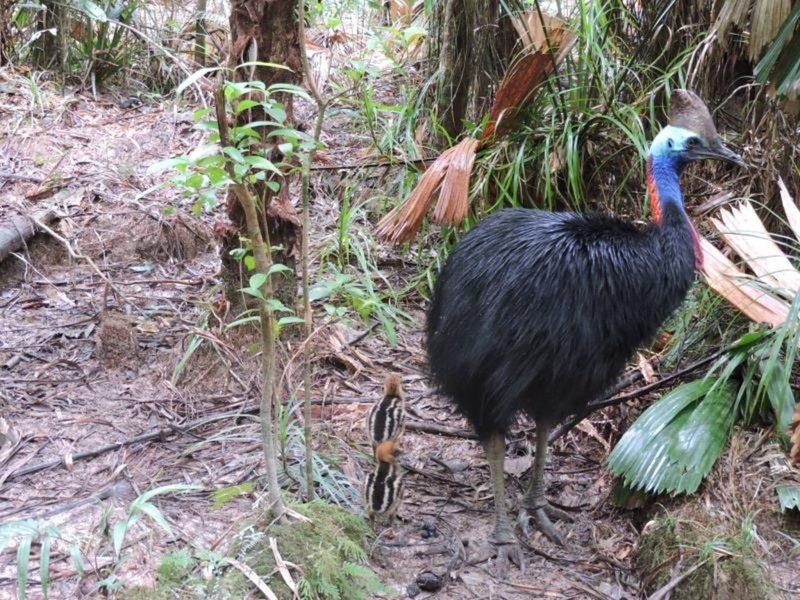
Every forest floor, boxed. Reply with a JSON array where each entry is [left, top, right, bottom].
[[1, 30, 799, 600]]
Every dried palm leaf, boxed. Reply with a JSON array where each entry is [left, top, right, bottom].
[[386, 0, 413, 25], [377, 17, 574, 244], [481, 30, 576, 143], [699, 238, 789, 327], [710, 0, 750, 51], [790, 403, 800, 464], [304, 40, 331, 92], [778, 177, 800, 243], [433, 137, 480, 226], [375, 152, 453, 244], [750, 0, 792, 62], [710, 200, 800, 294], [510, 11, 568, 53]]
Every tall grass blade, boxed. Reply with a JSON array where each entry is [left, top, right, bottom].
[[16, 533, 31, 600]]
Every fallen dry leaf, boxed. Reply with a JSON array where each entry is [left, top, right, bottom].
[[504, 453, 533, 477], [790, 403, 800, 465], [576, 419, 610, 452], [637, 353, 656, 384]]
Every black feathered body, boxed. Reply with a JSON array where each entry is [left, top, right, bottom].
[[426, 204, 695, 438]]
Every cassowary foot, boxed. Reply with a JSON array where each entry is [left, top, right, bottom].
[[491, 524, 524, 578], [492, 539, 524, 579], [518, 503, 572, 546]]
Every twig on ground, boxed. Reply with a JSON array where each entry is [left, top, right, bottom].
[[549, 346, 729, 442]]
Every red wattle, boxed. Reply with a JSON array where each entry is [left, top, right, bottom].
[[689, 220, 704, 271]]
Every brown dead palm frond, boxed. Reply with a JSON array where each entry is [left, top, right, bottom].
[[710, 201, 800, 295], [700, 237, 790, 326], [789, 403, 800, 464], [433, 137, 481, 226], [376, 15, 573, 244], [700, 179, 800, 327], [482, 29, 575, 144], [375, 152, 453, 244], [510, 10, 570, 54], [790, 403, 800, 464]]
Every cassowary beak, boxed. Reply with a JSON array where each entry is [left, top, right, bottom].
[[687, 141, 745, 167]]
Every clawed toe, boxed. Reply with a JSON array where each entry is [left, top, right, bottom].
[[541, 502, 573, 523], [518, 504, 569, 546], [494, 540, 525, 578]]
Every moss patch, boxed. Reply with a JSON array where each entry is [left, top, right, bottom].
[[120, 500, 389, 600], [636, 511, 778, 600], [217, 499, 388, 600]]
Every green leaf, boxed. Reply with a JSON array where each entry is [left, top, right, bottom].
[[0, 521, 35, 555], [134, 502, 174, 538], [241, 288, 263, 300], [233, 126, 261, 139], [225, 315, 260, 329], [267, 82, 311, 102], [69, 543, 84, 576], [112, 520, 129, 559], [193, 107, 213, 121], [243, 155, 282, 175], [210, 482, 255, 509], [607, 379, 737, 496], [266, 298, 293, 313], [776, 484, 800, 511], [175, 66, 223, 96], [278, 316, 304, 326], [760, 361, 795, 440], [268, 263, 292, 276], [146, 157, 187, 175], [40, 533, 51, 599], [17, 533, 31, 600], [267, 128, 311, 142], [235, 99, 260, 113], [754, 3, 800, 95], [223, 146, 246, 164], [77, 0, 107, 21], [249, 273, 267, 290]]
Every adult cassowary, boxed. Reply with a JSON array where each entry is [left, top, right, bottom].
[[426, 90, 743, 573]]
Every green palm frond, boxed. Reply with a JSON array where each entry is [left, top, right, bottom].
[[607, 379, 737, 496], [754, 2, 800, 95]]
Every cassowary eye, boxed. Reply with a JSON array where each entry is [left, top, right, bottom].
[[687, 137, 699, 148]]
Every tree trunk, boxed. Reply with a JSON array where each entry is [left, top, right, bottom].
[[194, 0, 208, 67], [222, 0, 302, 309], [30, 0, 65, 70], [436, 0, 511, 139]]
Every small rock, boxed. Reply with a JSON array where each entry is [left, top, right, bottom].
[[415, 570, 442, 592]]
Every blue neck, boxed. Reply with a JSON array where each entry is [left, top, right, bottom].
[[649, 154, 684, 208]]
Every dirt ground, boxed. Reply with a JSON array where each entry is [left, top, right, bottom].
[[1, 50, 799, 600]]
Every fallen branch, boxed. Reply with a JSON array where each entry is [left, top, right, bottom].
[[0, 209, 57, 263], [549, 345, 730, 442]]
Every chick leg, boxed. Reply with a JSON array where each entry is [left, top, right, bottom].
[[484, 431, 524, 577], [518, 419, 572, 546]]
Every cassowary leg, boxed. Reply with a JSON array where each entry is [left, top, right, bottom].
[[484, 431, 524, 577], [518, 419, 573, 545]]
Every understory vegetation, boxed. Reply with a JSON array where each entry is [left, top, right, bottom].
[[0, 0, 799, 598]]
